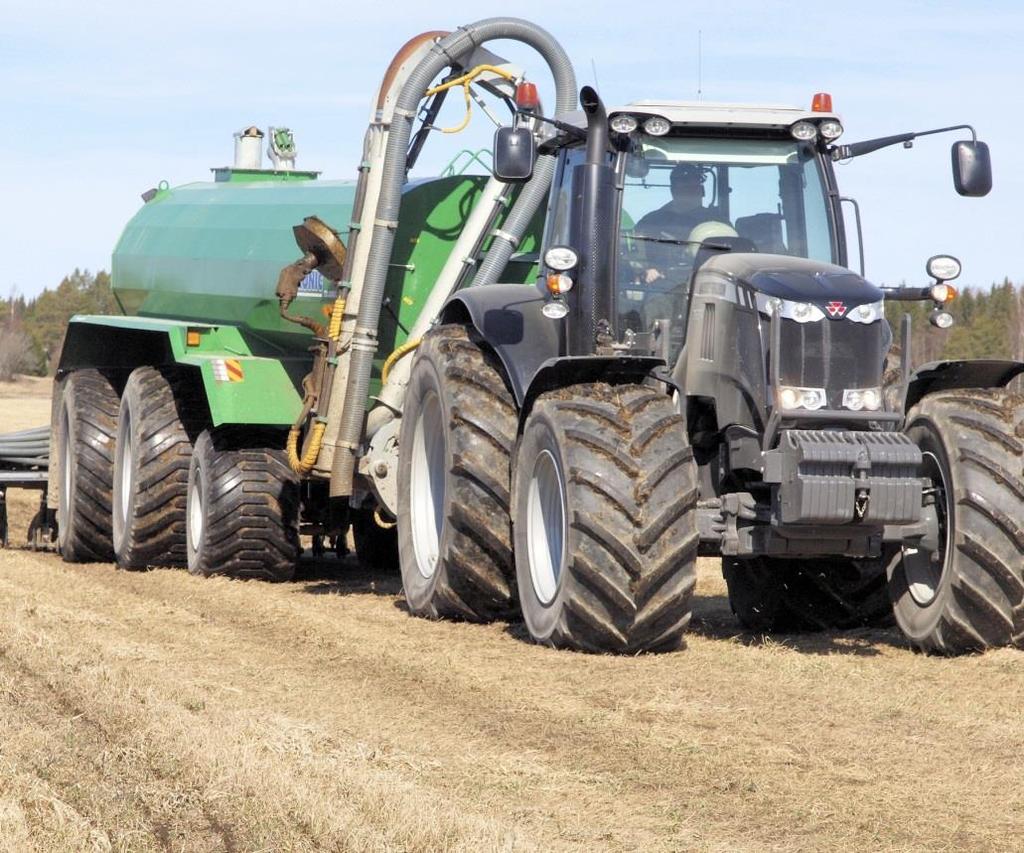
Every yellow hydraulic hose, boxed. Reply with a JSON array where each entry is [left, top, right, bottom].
[[424, 64, 517, 134], [380, 338, 422, 385], [287, 420, 326, 475], [327, 293, 346, 341]]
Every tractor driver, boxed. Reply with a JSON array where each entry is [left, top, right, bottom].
[[633, 162, 712, 285]]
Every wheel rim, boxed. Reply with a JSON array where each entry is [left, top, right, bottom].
[[905, 449, 950, 606], [59, 404, 71, 527], [526, 449, 566, 605], [188, 466, 204, 556], [115, 405, 134, 533], [410, 390, 445, 579]]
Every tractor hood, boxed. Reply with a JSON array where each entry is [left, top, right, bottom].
[[700, 253, 884, 310]]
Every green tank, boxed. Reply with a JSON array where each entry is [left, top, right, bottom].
[[112, 174, 500, 357], [61, 168, 539, 427]]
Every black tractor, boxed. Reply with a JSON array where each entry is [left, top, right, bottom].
[[397, 83, 1020, 655]]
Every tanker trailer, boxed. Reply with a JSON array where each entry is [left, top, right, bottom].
[[50, 20, 560, 579]]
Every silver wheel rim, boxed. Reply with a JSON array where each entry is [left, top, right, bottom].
[[60, 405, 71, 526], [526, 449, 566, 605], [906, 450, 950, 606], [410, 391, 445, 579], [188, 468, 203, 556], [116, 406, 133, 531]]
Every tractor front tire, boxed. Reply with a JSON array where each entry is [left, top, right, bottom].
[[889, 388, 1024, 653], [55, 369, 120, 562], [112, 366, 204, 569], [513, 383, 699, 653], [723, 556, 893, 633], [185, 428, 300, 582], [396, 325, 517, 622]]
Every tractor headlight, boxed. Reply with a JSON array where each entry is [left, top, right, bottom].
[[757, 294, 826, 323], [819, 119, 844, 141], [790, 121, 818, 141], [609, 114, 638, 134], [778, 386, 827, 411], [847, 299, 884, 324], [842, 387, 883, 411], [544, 245, 579, 271], [643, 116, 672, 136]]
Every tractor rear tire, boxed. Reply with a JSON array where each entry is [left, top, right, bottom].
[[112, 366, 204, 569], [186, 428, 300, 582], [513, 383, 699, 653], [889, 388, 1024, 653], [396, 325, 517, 622], [55, 369, 120, 562], [352, 507, 398, 572], [723, 556, 893, 633]]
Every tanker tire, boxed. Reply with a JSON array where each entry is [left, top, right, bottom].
[[186, 428, 300, 582], [889, 388, 1024, 654], [113, 366, 205, 569], [514, 384, 699, 654], [55, 369, 120, 562], [397, 325, 517, 621], [352, 507, 398, 572], [723, 556, 893, 633]]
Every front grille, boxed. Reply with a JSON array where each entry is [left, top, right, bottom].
[[777, 318, 885, 404]]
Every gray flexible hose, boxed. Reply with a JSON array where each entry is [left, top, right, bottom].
[[330, 16, 578, 495], [0, 425, 49, 468]]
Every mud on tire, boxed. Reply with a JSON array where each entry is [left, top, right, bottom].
[[890, 388, 1024, 653], [55, 369, 120, 562], [397, 325, 517, 621], [513, 383, 699, 653], [113, 366, 207, 569], [186, 428, 300, 582], [723, 556, 893, 633]]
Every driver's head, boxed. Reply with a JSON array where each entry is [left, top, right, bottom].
[[669, 163, 704, 210]]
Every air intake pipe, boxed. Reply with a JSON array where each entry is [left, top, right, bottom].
[[329, 17, 577, 496]]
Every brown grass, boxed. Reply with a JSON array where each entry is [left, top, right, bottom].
[[2, 381, 1024, 851]]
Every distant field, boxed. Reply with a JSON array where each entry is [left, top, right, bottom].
[[1, 377, 1023, 851]]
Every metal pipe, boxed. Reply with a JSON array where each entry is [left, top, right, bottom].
[[315, 31, 448, 479]]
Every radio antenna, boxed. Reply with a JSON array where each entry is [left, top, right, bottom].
[[697, 30, 703, 101], [590, 58, 601, 92]]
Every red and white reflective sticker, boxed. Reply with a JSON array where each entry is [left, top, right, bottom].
[[212, 358, 245, 382]]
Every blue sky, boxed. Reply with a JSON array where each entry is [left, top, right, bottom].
[[2, 0, 1021, 299]]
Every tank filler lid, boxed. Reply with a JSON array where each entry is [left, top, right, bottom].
[[293, 217, 347, 282]]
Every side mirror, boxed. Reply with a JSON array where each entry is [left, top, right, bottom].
[[951, 140, 992, 197], [493, 126, 535, 183]]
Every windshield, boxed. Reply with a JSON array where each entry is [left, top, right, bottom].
[[617, 135, 835, 344]]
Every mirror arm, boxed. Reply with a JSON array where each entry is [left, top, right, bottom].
[[881, 285, 933, 302], [832, 124, 977, 161]]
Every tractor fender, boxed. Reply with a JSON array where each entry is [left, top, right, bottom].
[[440, 285, 664, 418], [904, 359, 1024, 412], [56, 315, 304, 427], [439, 284, 559, 407]]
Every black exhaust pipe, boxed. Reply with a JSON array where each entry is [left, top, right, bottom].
[[567, 86, 616, 356]]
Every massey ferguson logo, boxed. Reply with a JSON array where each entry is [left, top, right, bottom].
[[826, 301, 847, 318]]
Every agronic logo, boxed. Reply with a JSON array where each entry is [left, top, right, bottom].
[[826, 301, 847, 318]]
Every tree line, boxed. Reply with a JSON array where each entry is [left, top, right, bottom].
[[0, 269, 1022, 381], [0, 270, 116, 380]]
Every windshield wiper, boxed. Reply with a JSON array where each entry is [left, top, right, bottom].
[[630, 235, 735, 251], [629, 235, 700, 246]]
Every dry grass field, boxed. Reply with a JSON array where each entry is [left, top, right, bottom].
[[1, 377, 1023, 851]]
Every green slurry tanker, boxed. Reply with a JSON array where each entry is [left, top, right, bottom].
[[46, 18, 1024, 655]]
